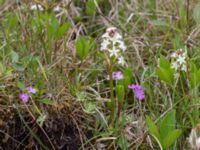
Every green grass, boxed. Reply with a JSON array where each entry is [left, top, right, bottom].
[[0, 0, 200, 149]]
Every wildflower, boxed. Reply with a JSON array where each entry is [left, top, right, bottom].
[[30, 4, 44, 11], [177, 56, 186, 64], [171, 61, 179, 71], [189, 128, 200, 149], [171, 48, 187, 72], [53, 6, 61, 12], [19, 93, 29, 103], [118, 56, 126, 66], [117, 40, 126, 52], [113, 71, 124, 80], [108, 47, 120, 57], [106, 71, 124, 80], [100, 39, 110, 51], [128, 84, 145, 100], [27, 86, 37, 94], [100, 27, 126, 66], [37, 114, 47, 127]]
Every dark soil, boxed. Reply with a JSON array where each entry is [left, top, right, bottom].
[[0, 105, 85, 150]]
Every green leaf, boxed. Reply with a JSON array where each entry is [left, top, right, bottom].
[[159, 110, 176, 139], [123, 68, 132, 89], [159, 56, 171, 69], [146, 116, 160, 140], [193, 4, 200, 24], [0, 62, 4, 76], [190, 72, 197, 88], [192, 69, 200, 88], [150, 20, 169, 27], [162, 129, 182, 149], [86, 0, 97, 16], [11, 50, 19, 63], [57, 22, 70, 38], [7, 13, 18, 29], [83, 102, 96, 114], [117, 135, 129, 150], [13, 63, 25, 71], [157, 67, 173, 86], [76, 36, 95, 60], [124, 68, 133, 79], [47, 13, 60, 38], [17, 81, 25, 90], [190, 62, 198, 73], [51, 15, 59, 30], [189, 62, 200, 88], [157, 56, 175, 86], [197, 69, 200, 85], [37, 99, 55, 105], [116, 85, 125, 106], [123, 76, 131, 90]]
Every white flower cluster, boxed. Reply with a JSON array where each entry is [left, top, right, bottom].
[[100, 27, 126, 66], [30, 4, 62, 13], [189, 128, 200, 149], [30, 4, 44, 11], [171, 48, 187, 72]]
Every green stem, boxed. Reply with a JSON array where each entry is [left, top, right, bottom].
[[108, 63, 116, 124], [192, 88, 199, 124]]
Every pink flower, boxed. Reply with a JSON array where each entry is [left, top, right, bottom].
[[106, 71, 124, 80], [19, 93, 29, 103], [27, 86, 37, 94], [128, 84, 145, 100]]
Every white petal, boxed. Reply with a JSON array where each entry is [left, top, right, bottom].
[[196, 138, 200, 149], [118, 40, 126, 51], [181, 64, 187, 72], [30, 4, 44, 11], [171, 62, 179, 70], [118, 56, 126, 66], [100, 39, 110, 51], [189, 129, 197, 149], [109, 48, 119, 57], [171, 52, 178, 58], [177, 56, 186, 64], [53, 6, 61, 12], [106, 27, 117, 32]]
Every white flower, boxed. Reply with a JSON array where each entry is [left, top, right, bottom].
[[53, 6, 61, 12], [106, 27, 117, 32], [189, 129, 197, 149], [100, 39, 110, 51], [118, 56, 126, 66], [109, 47, 120, 57], [188, 128, 200, 149], [170, 49, 187, 74], [118, 40, 126, 51], [196, 138, 200, 149], [100, 26, 127, 66], [171, 61, 179, 71], [177, 56, 186, 64], [111, 33, 122, 43], [102, 32, 110, 39], [171, 52, 178, 58], [30, 4, 44, 11]]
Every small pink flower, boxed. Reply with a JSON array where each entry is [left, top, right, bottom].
[[106, 71, 124, 80], [19, 93, 29, 103], [27, 86, 37, 94], [128, 84, 145, 101]]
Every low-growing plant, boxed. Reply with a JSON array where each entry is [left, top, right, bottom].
[[146, 110, 182, 149]]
